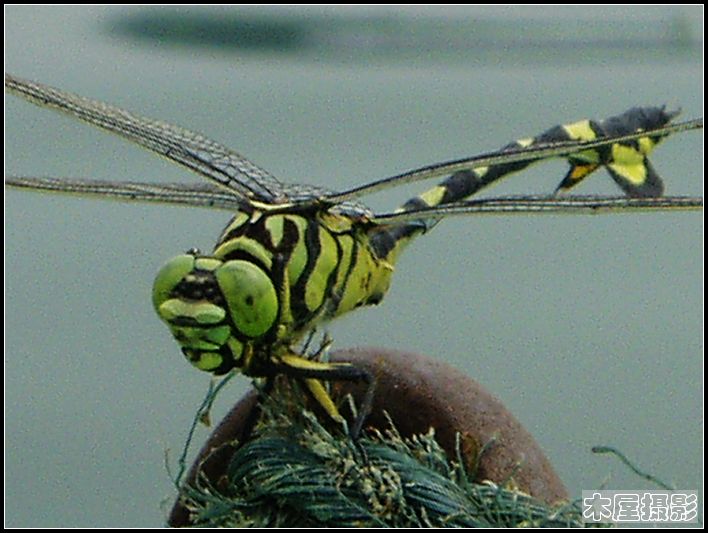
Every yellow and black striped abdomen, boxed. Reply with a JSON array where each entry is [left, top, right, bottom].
[[400, 106, 677, 220], [551, 106, 676, 197], [371, 106, 682, 261]]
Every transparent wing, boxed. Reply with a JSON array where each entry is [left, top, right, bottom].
[[5, 176, 249, 211], [370, 194, 703, 225], [319, 118, 703, 206], [4, 174, 379, 219], [5, 73, 290, 205]]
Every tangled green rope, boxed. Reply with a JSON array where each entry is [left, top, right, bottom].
[[173, 384, 585, 527]]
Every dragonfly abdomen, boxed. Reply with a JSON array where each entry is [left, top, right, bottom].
[[370, 106, 682, 263]]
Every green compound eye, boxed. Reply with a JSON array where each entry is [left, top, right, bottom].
[[152, 253, 246, 375], [216, 259, 278, 338], [152, 254, 197, 313], [183, 348, 224, 372]]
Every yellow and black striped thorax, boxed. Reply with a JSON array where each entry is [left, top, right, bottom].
[[214, 208, 396, 325], [152, 207, 395, 376]]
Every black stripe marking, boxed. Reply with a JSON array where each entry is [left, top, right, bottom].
[[290, 217, 322, 324], [328, 234, 359, 318], [320, 231, 343, 316], [263, 217, 300, 343]]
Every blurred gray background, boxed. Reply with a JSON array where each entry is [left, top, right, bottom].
[[5, 5, 702, 527]]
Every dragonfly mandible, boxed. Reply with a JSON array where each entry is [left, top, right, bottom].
[[5, 73, 703, 435]]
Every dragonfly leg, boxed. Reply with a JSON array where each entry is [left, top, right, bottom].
[[271, 353, 375, 439]]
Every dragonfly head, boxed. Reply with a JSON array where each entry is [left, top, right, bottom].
[[152, 250, 279, 375]]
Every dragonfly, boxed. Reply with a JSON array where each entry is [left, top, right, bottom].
[[5, 73, 703, 436]]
